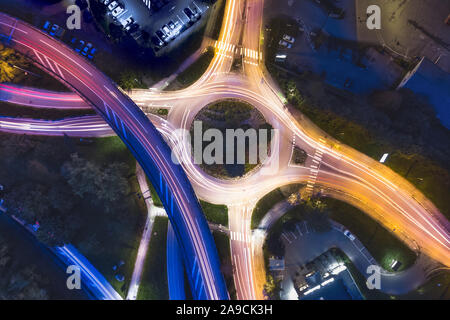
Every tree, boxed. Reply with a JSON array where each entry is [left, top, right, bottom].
[[264, 275, 281, 300], [99, 162, 130, 203], [62, 153, 101, 198], [0, 44, 27, 83], [4, 182, 50, 222]]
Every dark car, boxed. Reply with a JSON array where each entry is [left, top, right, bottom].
[[151, 35, 164, 48], [183, 7, 194, 21], [156, 30, 168, 42], [70, 38, 85, 53], [127, 23, 140, 34]]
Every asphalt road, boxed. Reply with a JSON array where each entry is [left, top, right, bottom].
[[1, 0, 449, 301], [0, 12, 228, 300]]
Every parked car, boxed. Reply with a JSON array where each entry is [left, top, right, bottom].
[[42, 21, 51, 32], [283, 34, 295, 43], [112, 5, 124, 17], [162, 25, 171, 35], [127, 23, 140, 34], [343, 230, 355, 241], [151, 35, 164, 49], [87, 47, 97, 60], [44, 23, 65, 38], [189, 3, 201, 19], [70, 38, 85, 53], [81, 43, 93, 56], [183, 7, 195, 21], [121, 16, 134, 28], [156, 30, 167, 42], [278, 40, 292, 49], [108, 1, 118, 11], [102, 0, 111, 4]]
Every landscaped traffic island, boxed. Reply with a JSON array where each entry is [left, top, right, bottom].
[[190, 99, 273, 179]]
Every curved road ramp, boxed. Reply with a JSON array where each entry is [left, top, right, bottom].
[[0, 12, 228, 300]]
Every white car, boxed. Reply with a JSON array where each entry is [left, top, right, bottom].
[[344, 230, 356, 241], [279, 40, 292, 49], [121, 16, 134, 28], [108, 1, 118, 11], [112, 6, 124, 17], [102, 0, 111, 5], [283, 34, 295, 43]]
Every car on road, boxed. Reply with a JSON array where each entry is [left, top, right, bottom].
[[343, 230, 356, 241], [279, 40, 292, 49], [283, 34, 295, 43]]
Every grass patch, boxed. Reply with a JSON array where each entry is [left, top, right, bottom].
[[147, 178, 163, 208], [251, 188, 285, 229], [212, 231, 236, 300], [200, 201, 228, 226], [137, 216, 169, 300], [207, 0, 227, 40], [167, 47, 215, 90], [325, 198, 417, 272]]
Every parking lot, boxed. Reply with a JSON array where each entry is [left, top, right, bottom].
[[100, 0, 211, 54], [265, 0, 404, 94]]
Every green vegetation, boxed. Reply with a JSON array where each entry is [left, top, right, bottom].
[[0, 225, 86, 299], [167, 47, 215, 90], [200, 201, 228, 226], [0, 43, 28, 83], [266, 14, 450, 220], [138, 217, 169, 300], [147, 178, 163, 208], [212, 232, 236, 300], [191, 99, 272, 179], [251, 188, 285, 229], [263, 274, 282, 300], [0, 44, 68, 91], [292, 146, 308, 165], [269, 71, 450, 220], [324, 198, 417, 272], [117, 70, 148, 91], [207, 0, 227, 40], [259, 190, 416, 272], [0, 134, 146, 297]]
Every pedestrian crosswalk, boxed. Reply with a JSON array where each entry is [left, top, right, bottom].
[[230, 231, 251, 243], [305, 146, 324, 195], [213, 41, 261, 66]]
